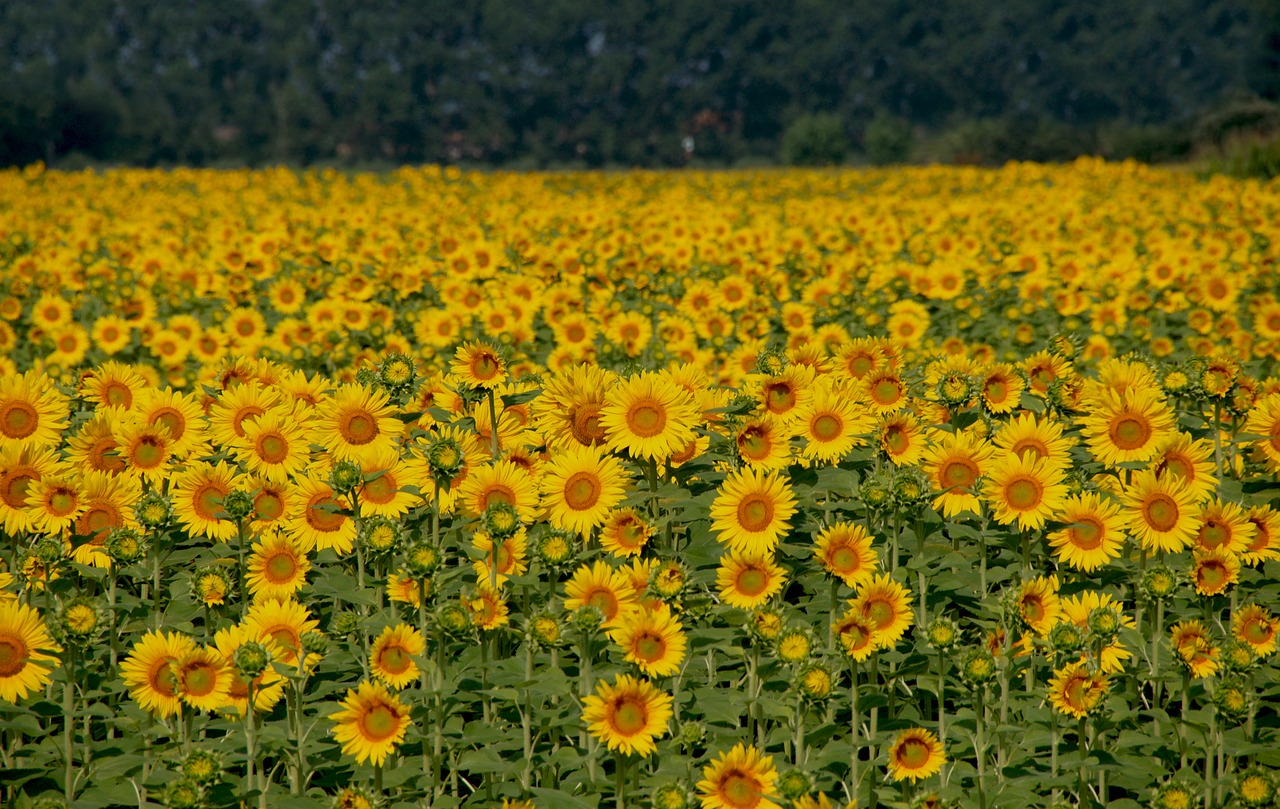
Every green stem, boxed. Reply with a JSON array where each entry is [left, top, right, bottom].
[[849, 663, 860, 803], [487, 389, 501, 458], [976, 685, 988, 809], [794, 690, 805, 768], [1077, 718, 1088, 807], [615, 752, 626, 808], [522, 641, 534, 790], [63, 646, 75, 802]]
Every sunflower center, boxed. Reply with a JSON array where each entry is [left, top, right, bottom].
[[1022, 595, 1045, 621], [831, 545, 862, 574], [232, 406, 265, 437], [884, 426, 910, 454], [79, 503, 120, 538], [626, 401, 667, 438], [103, 382, 133, 408], [48, 489, 77, 516], [360, 704, 401, 741], [765, 382, 797, 413], [847, 354, 874, 378], [634, 633, 665, 662], [985, 379, 1009, 404], [132, 436, 166, 469], [1199, 519, 1229, 550], [1197, 561, 1228, 590], [255, 490, 284, 521], [470, 354, 500, 381], [739, 428, 770, 460], [1144, 494, 1179, 532], [89, 437, 127, 473], [1070, 517, 1104, 550], [811, 413, 842, 442], [193, 482, 228, 522], [1011, 439, 1048, 461], [871, 379, 902, 407], [1006, 477, 1043, 511], [150, 659, 178, 697], [736, 567, 768, 597], [585, 588, 619, 620], [941, 458, 977, 489], [378, 646, 412, 675], [570, 403, 607, 445], [564, 471, 601, 511], [341, 411, 378, 445], [362, 473, 396, 504], [183, 663, 218, 697], [0, 401, 38, 440], [152, 409, 185, 440], [266, 551, 298, 583], [611, 697, 647, 735], [898, 738, 932, 768], [0, 470, 34, 509], [305, 494, 346, 532], [1242, 618, 1273, 645], [737, 494, 775, 533], [0, 636, 28, 677], [865, 597, 894, 628], [721, 772, 760, 808], [1110, 415, 1151, 451], [257, 433, 290, 464]]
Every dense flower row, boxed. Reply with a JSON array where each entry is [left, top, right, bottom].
[[0, 164, 1278, 809]]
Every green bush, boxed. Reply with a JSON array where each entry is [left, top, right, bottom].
[[780, 113, 849, 166], [863, 111, 912, 165]]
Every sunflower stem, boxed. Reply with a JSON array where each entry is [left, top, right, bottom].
[[614, 752, 626, 808], [1050, 708, 1059, 801], [63, 645, 76, 803], [975, 683, 987, 809], [793, 690, 805, 768], [521, 640, 534, 790], [849, 662, 860, 803], [236, 518, 248, 618], [1179, 670, 1190, 771], [486, 389, 501, 459], [419, 586, 434, 804], [1211, 401, 1223, 479], [1076, 718, 1088, 807], [936, 651, 946, 784], [245, 681, 257, 806], [917, 517, 927, 628]]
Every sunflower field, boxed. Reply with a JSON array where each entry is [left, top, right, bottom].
[[0, 160, 1279, 809]]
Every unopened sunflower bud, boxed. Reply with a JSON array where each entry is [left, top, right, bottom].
[[301, 631, 329, 658], [1141, 564, 1178, 601], [329, 460, 363, 493], [677, 719, 705, 750], [777, 770, 811, 800], [528, 612, 563, 648], [796, 663, 834, 701], [960, 647, 997, 685], [427, 437, 465, 479], [574, 605, 605, 634], [651, 782, 690, 809], [1049, 622, 1086, 656], [1087, 605, 1122, 643], [359, 516, 402, 555], [180, 749, 223, 786], [379, 353, 416, 391], [404, 542, 441, 578], [134, 491, 173, 528], [59, 597, 102, 639], [105, 527, 147, 565], [438, 603, 472, 637], [482, 502, 521, 539], [221, 489, 254, 520], [1235, 767, 1277, 808], [533, 528, 577, 570], [193, 566, 234, 607], [925, 616, 960, 651], [331, 611, 361, 636], [233, 641, 271, 681], [161, 780, 203, 809], [33, 537, 63, 565]]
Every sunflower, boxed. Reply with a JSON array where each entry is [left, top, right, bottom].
[[581, 673, 673, 757], [471, 529, 529, 587], [233, 404, 312, 482], [450, 341, 507, 389], [1169, 620, 1219, 678], [1244, 393, 1280, 471], [540, 445, 630, 536], [813, 522, 878, 587], [599, 508, 654, 558], [1048, 492, 1126, 572], [1047, 661, 1109, 719], [564, 560, 640, 627], [1191, 547, 1240, 597], [213, 625, 286, 716], [0, 600, 60, 703], [734, 416, 794, 470], [172, 461, 241, 542], [72, 470, 141, 562], [834, 338, 886, 384], [886, 727, 946, 782], [609, 604, 687, 677], [247, 475, 299, 531], [120, 631, 197, 718], [207, 382, 281, 447], [992, 413, 1075, 470], [173, 646, 232, 713], [1079, 387, 1175, 467], [467, 585, 510, 631], [923, 430, 996, 518], [458, 460, 541, 523], [717, 550, 786, 610], [851, 573, 915, 649], [710, 467, 797, 556], [80, 362, 147, 411], [112, 419, 174, 483], [0, 445, 62, 535], [330, 680, 413, 765], [1121, 470, 1201, 555], [1242, 505, 1280, 566], [754, 365, 815, 423], [90, 315, 133, 355], [1060, 591, 1135, 673], [1191, 500, 1255, 556], [600, 372, 699, 461], [533, 364, 614, 450], [978, 363, 1025, 414], [0, 371, 68, 453], [313, 384, 403, 463], [982, 452, 1067, 531], [64, 412, 128, 477], [23, 475, 84, 537], [243, 599, 321, 668], [1151, 432, 1217, 504], [285, 474, 356, 555], [696, 743, 780, 809], [877, 412, 927, 466], [795, 382, 871, 466], [861, 367, 907, 413], [1016, 575, 1061, 636], [355, 449, 423, 519], [370, 624, 426, 689], [246, 531, 311, 602]]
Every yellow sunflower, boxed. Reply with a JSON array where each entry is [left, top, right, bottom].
[[173, 646, 232, 714], [0, 371, 68, 453], [172, 461, 241, 542], [1047, 661, 1109, 719], [540, 444, 631, 536], [533, 364, 614, 450], [564, 560, 640, 627], [886, 727, 946, 782], [600, 372, 699, 461], [754, 365, 815, 423], [0, 600, 60, 703], [1079, 386, 1175, 467], [1231, 604, 1277, 657], [1242, 505, 1280, 566], [982, 452, 1067, 531], [72, 470, 140, 561], [120, 631, 197, 718], [1191, 547, 1240, 597], [1191, 500, 1255, 556], [978, 363, 1025, 414], [243, 598, 321, 668], [1151, 432, 1217, 504], [63, 411, 128, 477], [1169, 620, 1219, 678], [23, 475, 84, 537], [246, 531, 311, 602], [813, 522, 878, 587], [734, 416, 794, 470], [213, 625, 286, 716], [717, 550, 786, 610], [697, 743, 780, 809], [285, 474, 356, 555], [851, 573, 915, 649], [330, 680, 413, 765], [608, 604, 687, 678], [709, 467, 797, 556], [877, 412, 927, 467], [581, 673, 673, 757], [795, 381, 871, 466], [207, 382, 281, 447], [923, 430, 996, 518], [992, 413, 1075, 470], [1048, 492, 1126, 572], [112, 419, 174, 483], [1060, 591, 1134, 673], [313, 384, 403, 464], [598, 508, 654, 558], [1121, 470, 1201, 555], [458, 460, 541, 523], [1016, 575, 1061, 637], [0, 445, 62, 535], [233, 404, 313, 481], [450, 341, 507, 389], [80, 361, 147, 411], [369, 624, 426, 689], [1244, 392, 1280, 471]]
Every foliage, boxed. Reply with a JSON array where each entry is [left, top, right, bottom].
[[780, 114, 849, 166]]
